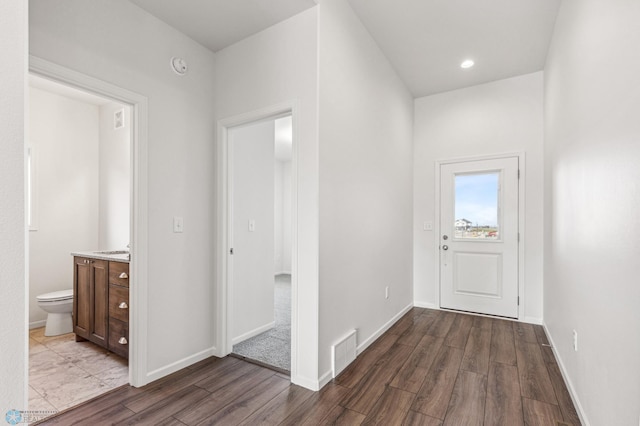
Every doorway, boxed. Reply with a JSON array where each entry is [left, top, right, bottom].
[[227, 115, 293, 372], [27, 74, 132, 411], [25, 56, 149, 417], [439, 156, 520, 318]]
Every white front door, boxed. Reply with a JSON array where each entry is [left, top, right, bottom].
[[440, 157, 519, 318]]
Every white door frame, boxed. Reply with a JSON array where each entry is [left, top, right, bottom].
[[29, 56, 149, 387], [216, 101, 299, 379], [434, 152, 526, 320]]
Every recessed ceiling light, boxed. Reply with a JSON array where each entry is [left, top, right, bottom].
[[460, 59, 475, 69]]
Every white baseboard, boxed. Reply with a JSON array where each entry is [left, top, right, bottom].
[[145, 346, 217, 384], [291, 372, 325, 391], [29, 320, 47, 330], [523, 316, 543, 325], [318, 369, 333, 389], [543, 323, 589, 426], [356, 303, 413, 355], [413, 301, 439, 309], [232, 321, 275, 345]]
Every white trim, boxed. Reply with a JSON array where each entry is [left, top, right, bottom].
[[231, 321, 275, 345], [216, 101, 301, 384], [517, 153, 527, 321], [293, 371, 329, 392], [523, 316, 543, 325], [543, 323, 590, 426], [413, 301, 439, 309], [29, 56, 149, 387], [145, 347, 217, 384], [434, 151, 526, 320], [317, 370, 333, 390], [357, 303, 413, 355], [27, 145, 39, 231], [28, 320, 46, 330]]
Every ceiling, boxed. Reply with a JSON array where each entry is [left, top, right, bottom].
[[130, 0, 561, 97], [130, 0, 317, 53]]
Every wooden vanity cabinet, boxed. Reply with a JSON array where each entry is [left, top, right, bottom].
[[73, 257, 129, 359]]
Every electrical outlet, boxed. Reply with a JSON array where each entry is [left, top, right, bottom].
[[572, 330, 578, 351], [385, 286, 389, 299]]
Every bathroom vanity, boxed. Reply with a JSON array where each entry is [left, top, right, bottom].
[[72, 251, 130, 359]]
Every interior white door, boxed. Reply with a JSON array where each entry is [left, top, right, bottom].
[[440, 157, 519, 318]]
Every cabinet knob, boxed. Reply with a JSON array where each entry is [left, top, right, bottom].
[[119, 272, 128, 279], [118, 302, 128, 309], [118, 337, 128, 345]]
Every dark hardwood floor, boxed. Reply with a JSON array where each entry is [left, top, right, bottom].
[[38, 308, 581, 425]]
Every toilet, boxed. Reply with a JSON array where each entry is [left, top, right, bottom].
[[36, 289, 74, 336]]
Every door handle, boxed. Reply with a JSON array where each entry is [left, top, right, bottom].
[[442, 245, 449, 250]]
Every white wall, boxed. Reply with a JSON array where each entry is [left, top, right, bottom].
[[318, 0, 414, 380], [230, 121, 275, 343], [215, 7, 319, 388], [30, 0, 217, 378], [0, 0, 27, 410], [544, 0, 640, 424], [413, 72, 544, 323], [28, 87, 100, 325], [98, 102, 130, 250]]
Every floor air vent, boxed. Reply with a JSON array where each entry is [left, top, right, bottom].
[[332, 329, 357, 378]]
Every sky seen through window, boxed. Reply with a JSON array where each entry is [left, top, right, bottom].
[[455, 172, 499, 228]]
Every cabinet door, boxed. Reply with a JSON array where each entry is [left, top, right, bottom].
[[90, 259, 109, 346], [73, 257, 91, 340]]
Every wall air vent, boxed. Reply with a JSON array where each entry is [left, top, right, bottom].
[[114, 108, 124, 129], [332, 329, 357, 378]]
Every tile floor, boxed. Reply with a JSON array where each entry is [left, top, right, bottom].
[[29, 328, 128, 414]]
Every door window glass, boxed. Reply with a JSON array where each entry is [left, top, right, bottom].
[[454, 172, 499, 239]]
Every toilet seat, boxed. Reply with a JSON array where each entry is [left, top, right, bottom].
[[36, 289, 73, 302]]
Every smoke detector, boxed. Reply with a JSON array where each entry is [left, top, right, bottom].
[[171, 57, 188, 76]]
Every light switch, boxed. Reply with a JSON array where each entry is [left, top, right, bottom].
[[248, 219, 256, 232], [173, 216, 184, 233], [423, 221, 433, 231]]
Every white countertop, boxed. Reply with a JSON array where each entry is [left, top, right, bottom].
[[71, 251, 130, 263]]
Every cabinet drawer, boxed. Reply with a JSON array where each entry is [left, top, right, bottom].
[[109, 261, 129, 288], [109, 284, 129, 322], [108, 318, 129, 359]]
